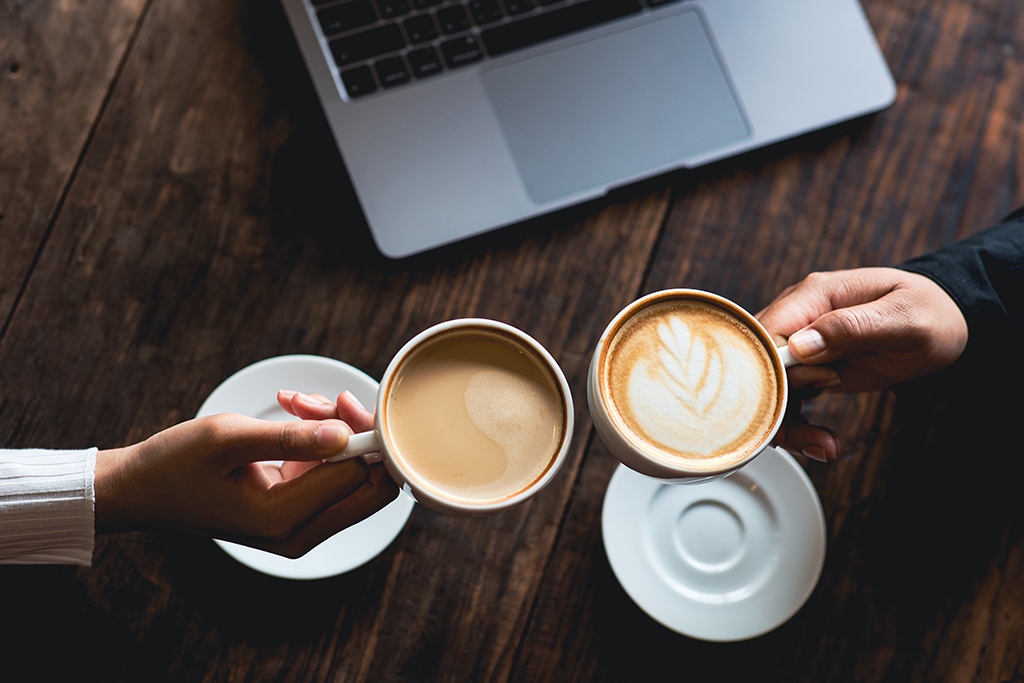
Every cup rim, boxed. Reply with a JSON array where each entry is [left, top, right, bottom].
[[592, 289, 788, 478], [376, 318, 574, 513]]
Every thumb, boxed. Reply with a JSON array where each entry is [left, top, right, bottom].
[[787, 297, 907, 365], [232, 418, 354, 464]]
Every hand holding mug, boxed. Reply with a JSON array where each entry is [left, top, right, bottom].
[[94, 404, 398, 559], [756, 267, 968, 461]]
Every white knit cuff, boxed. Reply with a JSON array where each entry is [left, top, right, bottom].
[[0, 448, 97, 566]]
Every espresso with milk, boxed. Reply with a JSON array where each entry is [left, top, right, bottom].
[[383, 328, 566, 504], [599, 296, 783, 472]]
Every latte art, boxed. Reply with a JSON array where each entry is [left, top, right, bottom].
[[628, 315, 766, 456], [602, 298, 782, 470], [464, 368, 564, 491], [384, 329, 565, 504]]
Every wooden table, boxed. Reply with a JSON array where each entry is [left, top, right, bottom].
[[3, 1, 1023, 680]]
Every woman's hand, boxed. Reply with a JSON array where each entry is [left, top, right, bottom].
[[94, 391, 398, 558]]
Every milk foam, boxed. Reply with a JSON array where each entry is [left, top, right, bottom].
[[464, 369, 559, 495], [627, 315, 766, 456], [605, 299, 779, 466], [385, 331, 564, 504]]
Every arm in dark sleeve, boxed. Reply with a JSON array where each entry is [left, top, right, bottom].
[[896, 208, 1024, 394]]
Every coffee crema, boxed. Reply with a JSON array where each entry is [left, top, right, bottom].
[[383, 328, 566, 504], [599, 297, 783, 471]]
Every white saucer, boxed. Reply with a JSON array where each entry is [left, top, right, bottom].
[[195, 354, 414, 580], [601, 447, 826, 641]]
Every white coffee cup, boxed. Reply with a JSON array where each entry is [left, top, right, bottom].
[[588, 289, 798, 484], [328, 318, 574, 515]]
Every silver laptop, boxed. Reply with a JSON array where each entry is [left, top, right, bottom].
[[281, 0, 895, 258]]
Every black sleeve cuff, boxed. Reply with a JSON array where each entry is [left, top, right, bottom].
[[893, 209, 1024, 400]]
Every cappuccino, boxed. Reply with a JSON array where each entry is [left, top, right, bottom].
[[598, 294, 784, 473], [383, 327, 567, 505]]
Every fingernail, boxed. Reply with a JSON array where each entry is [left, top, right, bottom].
[[802, 445, 827, 462], [790, 329, 826, 358], [342, 390, 367, 410], [316, 424, 350, 450], [278, 389, 297, 399], [814, 377, 842, 389]]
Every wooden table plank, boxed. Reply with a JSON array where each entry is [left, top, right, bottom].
[[0, 0, 145, 331], [2, 0, 1023, 681]]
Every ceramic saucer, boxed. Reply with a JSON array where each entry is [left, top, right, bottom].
[[195, 354, 414, 580], [601, 447, 825, 641]]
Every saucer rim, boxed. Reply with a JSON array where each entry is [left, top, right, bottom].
[[601, 447, 826, 641]]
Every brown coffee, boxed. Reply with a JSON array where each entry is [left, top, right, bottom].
[[383, 327, 567, 504], [599, 295, 783, 472]]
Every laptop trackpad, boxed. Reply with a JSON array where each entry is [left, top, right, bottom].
[[481, 10, 749, 204]]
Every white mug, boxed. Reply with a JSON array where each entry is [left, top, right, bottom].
[[328, 318, 574, 515], [588, 289, 798, 484]]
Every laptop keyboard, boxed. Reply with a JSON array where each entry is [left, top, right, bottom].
[[311, 0, 683, 98]]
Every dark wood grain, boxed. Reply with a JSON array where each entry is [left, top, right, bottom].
[[0, 0, 146, 331], [2, 0, 1023, 681]]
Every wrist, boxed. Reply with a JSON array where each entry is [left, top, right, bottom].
[[94, 445, 136, 533]]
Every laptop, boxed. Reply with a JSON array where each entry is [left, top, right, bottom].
[[281, 0, 896, 258]]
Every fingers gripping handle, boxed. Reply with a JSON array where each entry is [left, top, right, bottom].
[[325, 431, 383, 464]]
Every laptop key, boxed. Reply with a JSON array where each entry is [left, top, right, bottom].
[[412, 0, 444, 8], [330, 24, 406, 65], [408, 47, 444, 78], [503, 0, 536, 15], [376, 0, 411, 19], [317, 0, 378, 37], [375, 56, 412, 87], [404, 13, 439, 43], [469, 0, 504, 25], [441, 36, 484, 68], [341, 65, 377, 97], [436, 5, 472, 34], [481, 0, 642, 56]]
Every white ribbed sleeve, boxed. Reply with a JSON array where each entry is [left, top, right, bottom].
[[0, 448, 97, 566]]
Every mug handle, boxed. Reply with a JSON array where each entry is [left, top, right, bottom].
[[325, 431, 384, 464], [777, 344, 800, 369]]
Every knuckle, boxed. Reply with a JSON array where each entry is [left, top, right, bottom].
[[832, 272, 870, 303], [276, 421, 309, 457], [800, 271, 842, 298], [187, 414, 240, 459], [801, 271, 831, 288], [830, 306, 870, 338], [197, 413, 232, 441]]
